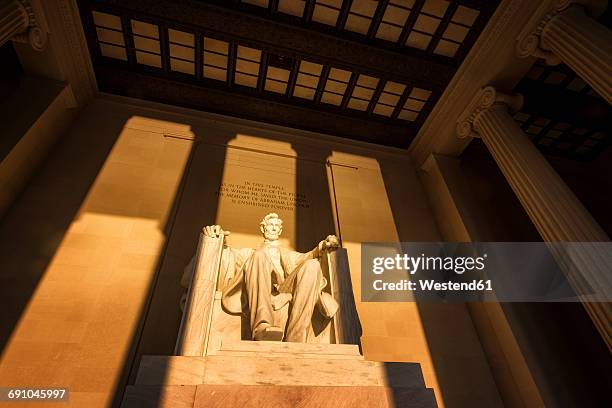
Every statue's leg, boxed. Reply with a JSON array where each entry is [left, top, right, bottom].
[[244, 249, 281, 340], [285, 259, 321, 342]]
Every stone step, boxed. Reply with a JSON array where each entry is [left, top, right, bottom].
[[205, 355, 381, 386], [136, 355, 426, 389], [219, 340, 362, 358], [122, 384, 438, 408], [204, 355, 426, 388]]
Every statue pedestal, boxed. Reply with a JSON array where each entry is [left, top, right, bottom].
[[121, 340, 437, 407]]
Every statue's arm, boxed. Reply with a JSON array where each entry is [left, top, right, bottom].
[[291, 248, 317, 267], [292, 235, 340, 265]]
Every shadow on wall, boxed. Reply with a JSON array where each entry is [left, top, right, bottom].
[[0, 107, 124, 353], [292, 144, 335, 253], [124, 127, 234, 385]]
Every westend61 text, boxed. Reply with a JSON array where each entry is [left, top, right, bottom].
[[372, 279, 493, 292]]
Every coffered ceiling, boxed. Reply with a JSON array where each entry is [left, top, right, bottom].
[[77, 0, 498, 148]]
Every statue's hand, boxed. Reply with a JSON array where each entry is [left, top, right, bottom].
[[326, 235, 339, 248], [318, 235, 340, 252], [203, 225, 230, 238]]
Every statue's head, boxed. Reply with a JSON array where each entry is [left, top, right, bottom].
[[260, 213, 283, 241]]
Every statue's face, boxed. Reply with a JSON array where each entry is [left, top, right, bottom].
[[261, 218, 282, 241]]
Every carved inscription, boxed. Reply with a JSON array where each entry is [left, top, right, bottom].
[[216, 181, 310, 211]]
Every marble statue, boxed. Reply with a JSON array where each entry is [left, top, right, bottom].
[[204, 213, 340, 343]]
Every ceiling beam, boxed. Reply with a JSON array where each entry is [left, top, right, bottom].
[[340, 72, 358, 109], [314, 66, 330, 104], [89, 0, 455, 90], [398, 0, 426, 47], [392, 86, 412, 120], [257, 51, 269, 93], [95, 64, 415, 148], [426, 2, 459, 54], [367, 80, 386, 115], [285, 59, 299, 98], [303, 0, 316, 23], [366, 0, 390, 39], [120, 14, 136, 65], [268, 0, 279, 14], [160, 24, 171, 74], [336, 0, 353, 31], [227, 41, 237, 87], [194, 34, 203, 79]]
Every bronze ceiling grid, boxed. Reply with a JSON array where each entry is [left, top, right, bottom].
[[78, 0, 497, 148]]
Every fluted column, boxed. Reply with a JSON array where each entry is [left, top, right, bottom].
[[0, 0, 29, 46], [542, 5, 611, 102], [457, 86, 612, 349], [0, 0, 47, 51], [517, 0, 611, 103]]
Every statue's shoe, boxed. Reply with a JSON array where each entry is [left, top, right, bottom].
[[253, 325, 284, 341]]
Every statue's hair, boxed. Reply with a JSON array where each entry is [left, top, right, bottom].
[[260, 212, 282, 228]]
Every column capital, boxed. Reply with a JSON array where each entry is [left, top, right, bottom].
[[516, 0, 607, 64], [456, 86, 523, 139], [8, 0, 48, 51]]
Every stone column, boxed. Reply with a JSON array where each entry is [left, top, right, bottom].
[[517, 0, 611, 103], [0, 0, 47, 51], [457, 86, 612, 349]]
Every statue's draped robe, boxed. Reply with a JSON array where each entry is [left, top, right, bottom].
[[219, 242, 328, 342]]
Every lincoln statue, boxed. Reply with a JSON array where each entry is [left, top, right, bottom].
[[203, 213, 340, 343]]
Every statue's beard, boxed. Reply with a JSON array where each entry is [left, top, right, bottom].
[[263, 232, 280, 241]]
